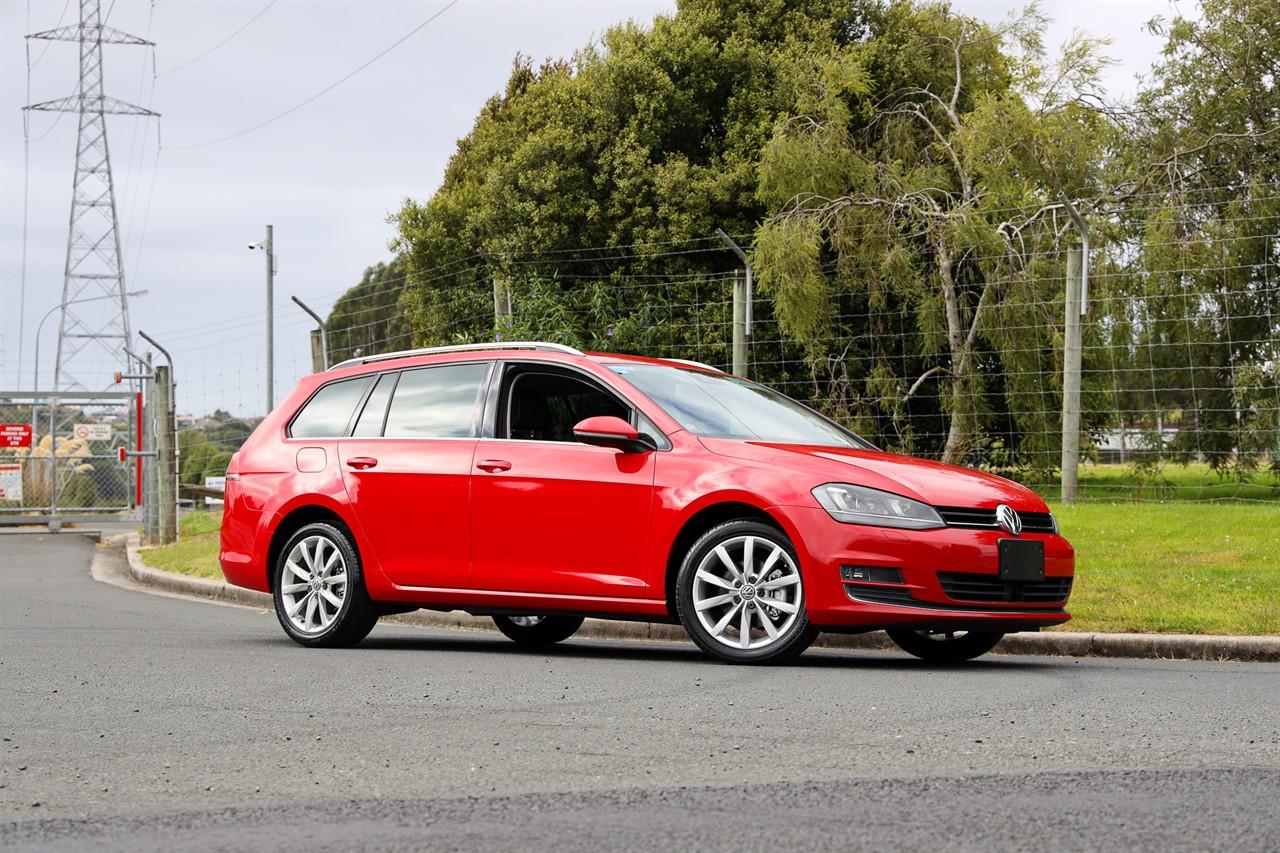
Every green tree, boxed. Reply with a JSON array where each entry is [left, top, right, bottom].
[[326, 258, 415, 364], [1107, 0, 1280, 474], [393, 0, 870, 368], [754, 2, 1112, 466]]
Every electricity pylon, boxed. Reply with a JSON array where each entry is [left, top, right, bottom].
[[25, 0, 158, 392]]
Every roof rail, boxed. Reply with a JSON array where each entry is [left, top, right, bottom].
[[663, 358, 725, 373], [330, 341, 583, 370]]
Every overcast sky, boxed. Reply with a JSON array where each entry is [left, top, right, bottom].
[[1, 0, 1191, 417]]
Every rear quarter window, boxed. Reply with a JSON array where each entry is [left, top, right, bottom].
[[288, 376, 373, 438]]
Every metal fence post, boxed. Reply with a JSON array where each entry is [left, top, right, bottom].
[[144, 354, 157, 542], [1061, 246, 1084, 504], [493, 276, 512, 332], [291, 295, 329, 372], [47, 393, 59, 531]]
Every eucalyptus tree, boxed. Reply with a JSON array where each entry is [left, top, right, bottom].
[[754, 3, 1112, 466]]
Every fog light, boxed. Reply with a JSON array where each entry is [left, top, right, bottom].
[[840, 566, 904, 584]]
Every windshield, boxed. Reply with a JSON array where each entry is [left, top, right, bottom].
[[608, 364, 873, 449]]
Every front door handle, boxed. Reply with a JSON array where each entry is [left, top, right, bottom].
[[476, 459, 512, 473], [345, 456, 378, 470]]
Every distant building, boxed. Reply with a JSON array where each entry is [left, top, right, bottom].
[[1091, 427, 1179, 464]]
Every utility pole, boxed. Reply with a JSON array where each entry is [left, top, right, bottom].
[[1059, 195, 1089, 504], [715, 229, 752, 378], [250, 226, 276, 410], [291, 295, 329, 372], [25, 0, 158, 392], [1061, 246, 1084, 503]]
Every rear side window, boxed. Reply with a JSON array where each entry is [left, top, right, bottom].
[[289, 376, 372, 438], [352, 373, 397, 437], [383, 362, 489, 438]]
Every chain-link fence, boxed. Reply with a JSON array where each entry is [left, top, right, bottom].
[[0, 390, 139, 525], [153, 192, 1279, 504]]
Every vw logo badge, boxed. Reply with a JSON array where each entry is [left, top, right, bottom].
[[995, 504, 1022, 536]]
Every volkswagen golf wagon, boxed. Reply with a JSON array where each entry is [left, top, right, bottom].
[[219, 341, 1074, 663]]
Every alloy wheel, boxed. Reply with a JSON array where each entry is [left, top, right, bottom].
[[279, 534, 348, 635], [691, 534, 802, 651]]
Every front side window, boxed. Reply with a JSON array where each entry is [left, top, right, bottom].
[[609, 364, 872, 449], [382, 362, 489, 438], [289, 376, 372, 438], [505, 371, 629, 442]]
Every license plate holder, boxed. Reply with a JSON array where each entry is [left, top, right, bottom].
[[998, 539, 1045, 581]]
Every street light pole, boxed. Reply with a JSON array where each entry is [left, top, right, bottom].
[[250, 226, 276, 412], [265, 225, 274, 411]]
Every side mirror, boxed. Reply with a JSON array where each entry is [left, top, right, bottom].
[[573, 415, 655, 453]]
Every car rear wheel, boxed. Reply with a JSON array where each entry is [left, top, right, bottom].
[[273, 522, 379, 648], [492, 614, 584, 647], [676, 520, 817, 664], [886, 629, 1004, 662]]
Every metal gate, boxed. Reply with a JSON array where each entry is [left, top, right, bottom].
[[0, 390, 141, 529]]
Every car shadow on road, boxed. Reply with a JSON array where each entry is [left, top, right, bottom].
[[235, 630, 1062, 672]]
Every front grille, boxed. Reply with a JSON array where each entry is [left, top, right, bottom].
[[938, 571, 1072, 603], [936, 506, 1056, 533]]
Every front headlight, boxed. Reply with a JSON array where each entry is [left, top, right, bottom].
[[812, 483, 945, 530]]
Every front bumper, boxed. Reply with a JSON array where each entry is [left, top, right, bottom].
[[771, 505, 1075, 631]]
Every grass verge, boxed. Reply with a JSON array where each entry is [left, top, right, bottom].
[[142, 504, 1278, 636], [139, 512, 222, 579], [1049, 502, 1279, 635]]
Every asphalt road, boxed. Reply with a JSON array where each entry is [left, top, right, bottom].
[[1, 533, 1277, 852]]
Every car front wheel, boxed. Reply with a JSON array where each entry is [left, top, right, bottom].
[[273, 522, 379, 648], [676, 520, 818, 664], [886, 629, 1004, 663]]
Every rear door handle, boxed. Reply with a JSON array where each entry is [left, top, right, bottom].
[[476, 459, 512, 473], [345, 456, 378, 470]]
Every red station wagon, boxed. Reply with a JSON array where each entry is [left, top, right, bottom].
[[219, 342, 1074, 663]]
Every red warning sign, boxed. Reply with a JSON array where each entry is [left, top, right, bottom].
[[1, 424, 33, 449]]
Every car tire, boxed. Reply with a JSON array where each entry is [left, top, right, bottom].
[[273, 522, 379, 648], [886, 629, 1004, 663], [675, 519, 818, 664], [492, 614, 584, 647]]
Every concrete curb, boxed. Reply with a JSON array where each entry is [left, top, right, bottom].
[[123, 534, 1280, 662], [125, 533, 271, 609]]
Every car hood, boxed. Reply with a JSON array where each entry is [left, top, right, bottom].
[[699, 438, 1049, 510]]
